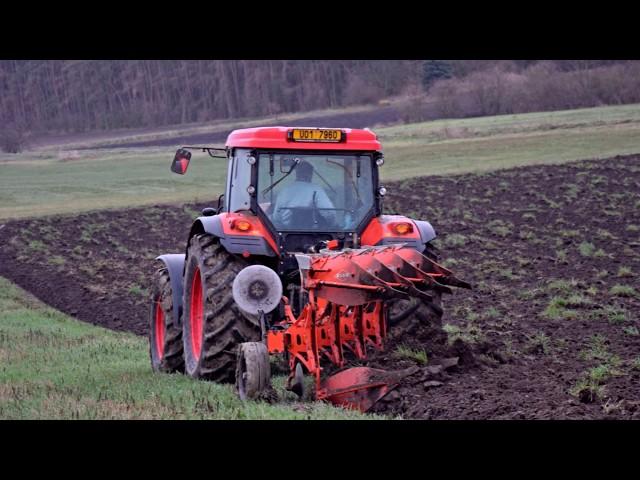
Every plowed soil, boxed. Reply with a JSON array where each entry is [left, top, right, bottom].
[[1, 154, 639, 419]]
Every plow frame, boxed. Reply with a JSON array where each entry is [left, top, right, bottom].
[[267, 292, 387, 401], [264, 245, 470, 410]]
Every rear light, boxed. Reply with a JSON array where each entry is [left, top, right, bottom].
[[232, 219, 252, 232], [392, 222, 414, 235]]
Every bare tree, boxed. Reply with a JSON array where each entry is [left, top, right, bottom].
[[2, 60, 640, 135]]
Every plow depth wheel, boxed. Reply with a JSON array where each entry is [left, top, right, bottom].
[[149, 267, 185, 373], [290, 362, 305, 399], [236, 342, 271, 400], [182, 234, 262, 382]]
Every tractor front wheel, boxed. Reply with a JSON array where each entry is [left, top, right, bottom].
[[182, 234, 262, 382], [149, 267, 185, 373]]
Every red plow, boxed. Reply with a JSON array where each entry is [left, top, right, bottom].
[[263, 245, 470, 411]]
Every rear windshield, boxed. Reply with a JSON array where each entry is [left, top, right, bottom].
[[257, 153, 374, 231]]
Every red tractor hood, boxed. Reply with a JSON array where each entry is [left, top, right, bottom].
[[225, 126, 382, 151]]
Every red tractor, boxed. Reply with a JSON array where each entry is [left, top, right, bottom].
[[149, 127, 469, 411]]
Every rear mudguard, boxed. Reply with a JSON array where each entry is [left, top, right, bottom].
[[157, 214, 276, 326], [414, 219, 436, 244], [156, 254, 185, 326], [361, 215, 437, 250], [187, 213, 277, 257]]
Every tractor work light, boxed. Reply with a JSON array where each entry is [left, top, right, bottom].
[[232, 219, 252, 232], [378, 186, 387, 197], [376, 156, 384, 166], [392, 222, 414, 235]]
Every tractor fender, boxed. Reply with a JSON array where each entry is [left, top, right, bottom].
[[414, 220, 437, 245], [361, 215, 431, 251], [188, 214, 277, 257], [155, 254, 185, 326], [188, 215, 225, 242]]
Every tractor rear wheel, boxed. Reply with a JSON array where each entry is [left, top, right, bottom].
[[149, 267, 185, 373], [182, 234, 262, 382], [388, 291, 443, 327]]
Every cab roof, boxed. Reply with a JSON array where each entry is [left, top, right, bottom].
[[225, 126, 382, 151]]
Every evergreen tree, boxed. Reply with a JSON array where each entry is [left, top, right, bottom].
[[422, 60, 453, 90]]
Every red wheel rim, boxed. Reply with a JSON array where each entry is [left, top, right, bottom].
[[154, 299, 165, 359], [190, 266, 203, 360]]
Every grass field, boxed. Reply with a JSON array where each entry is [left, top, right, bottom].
[[2, 104, 640, 220], [378, 103, 640, 180], [0, 277, 370, 419]]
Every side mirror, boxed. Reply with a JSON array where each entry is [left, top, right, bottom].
[[171, 148, 192, 175], [201, 207, 217, 217]]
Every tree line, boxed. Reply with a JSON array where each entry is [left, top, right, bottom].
[[1, 60, 637, 140], [423, 60, 640, 119], [0, 60, 423, 134]]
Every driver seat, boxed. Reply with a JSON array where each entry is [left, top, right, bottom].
[[290, 206, 323, 229]]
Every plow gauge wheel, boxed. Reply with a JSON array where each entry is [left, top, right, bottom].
[[236, 342, 271, 401], [289, 362, 305, 399]]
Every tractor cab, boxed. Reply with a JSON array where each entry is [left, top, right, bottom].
[[221, 127, 385, 256]]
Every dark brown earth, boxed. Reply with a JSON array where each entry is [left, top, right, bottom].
[[0, 204, 199, 334], [1, 154, 639, 419]]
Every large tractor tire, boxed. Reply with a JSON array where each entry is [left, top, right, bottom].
[[388, 290, 443, 328], [388, 243, 444, 328], [149, 267, 185, 373], [182, 234, 262, 382]]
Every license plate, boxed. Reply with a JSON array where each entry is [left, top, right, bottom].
[[289, 129, 344, 143]]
